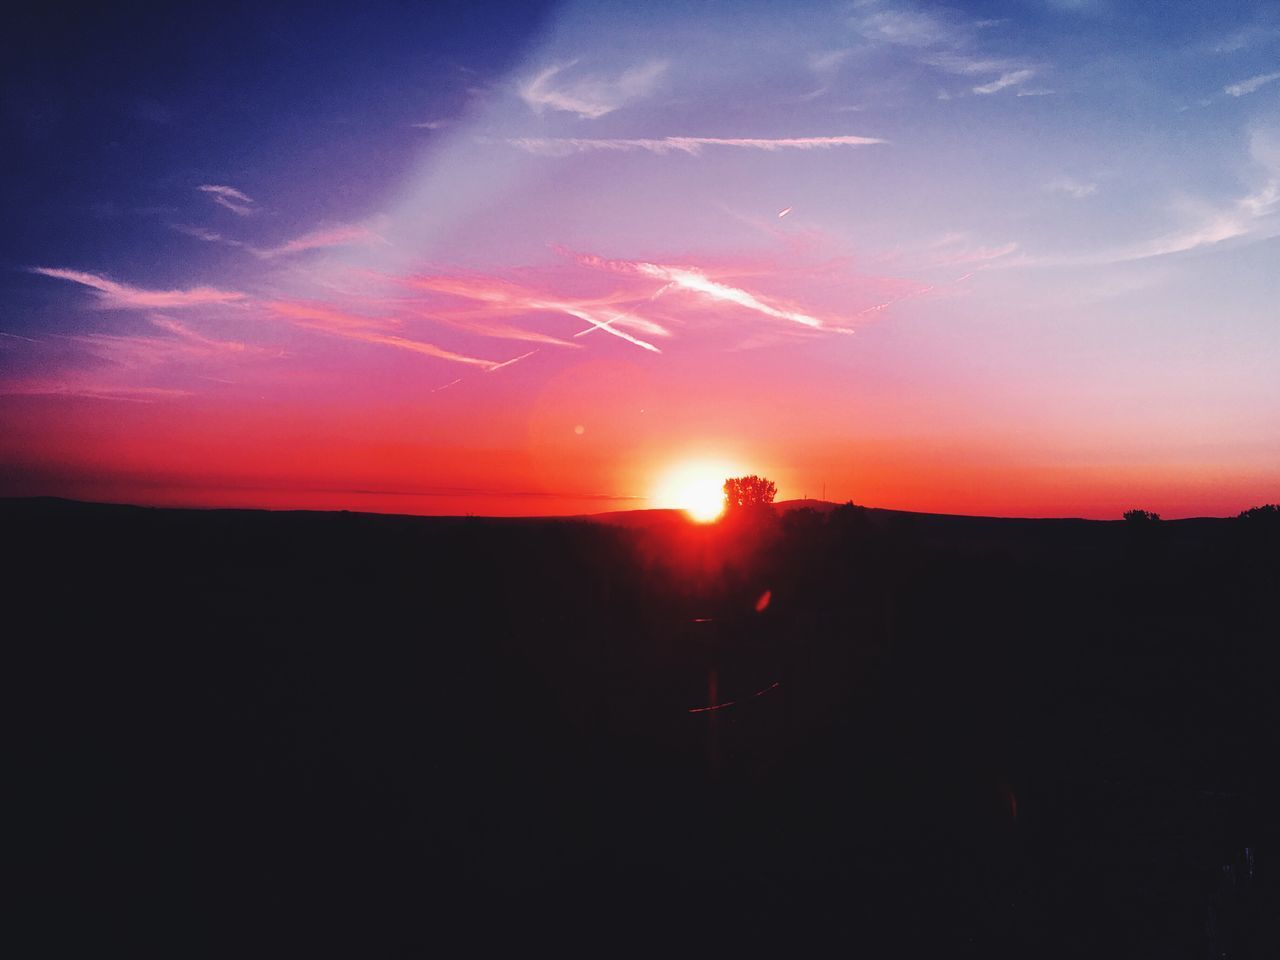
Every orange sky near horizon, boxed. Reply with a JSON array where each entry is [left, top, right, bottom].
[[3, 381, 1271, 519]]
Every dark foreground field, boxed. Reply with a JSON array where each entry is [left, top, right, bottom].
[[8, 497, 1279, 956]]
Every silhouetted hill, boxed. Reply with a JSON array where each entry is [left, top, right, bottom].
[[7, 495, 1278, 956]]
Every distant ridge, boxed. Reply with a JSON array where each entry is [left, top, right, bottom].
[[0, 495, 1232, 525]]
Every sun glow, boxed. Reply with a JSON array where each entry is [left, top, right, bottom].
[[652, 460, 739, 522]]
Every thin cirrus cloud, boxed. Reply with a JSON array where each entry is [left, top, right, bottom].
[[1015, 172, 1279, 266], [197, 184, 256, 215], [1133, 187, 1277, 259], [1046, 176, 1099, 198], [925, 54, 1039, 95], [506, 134, 886, 156], [31, 267, 246, 308], [171, 221, 383, 258], [399, 250, 913, 356], [147, 316, 255, 354], [518, 60, 667, 119], [1225, 71, 1280, 97], [1115, 135, 1279, 261], [4, 317, 267, 405], [571, 251, 845, 332], [265, 300, 523, 370], [405, 308, 584, 349], [403, 273, 666, 353], [850, 6, 959, 47], [925, 241, 1019, 268], [850, 2, 1040, 96], [0, 378, 193, 402], [973, 68, 1035, 95], [66, 329, 244, 370], [171, 224, 243, 245], [253, 224, 385, 259]]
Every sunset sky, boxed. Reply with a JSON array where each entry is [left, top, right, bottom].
[[2, 0, 1277, 518]]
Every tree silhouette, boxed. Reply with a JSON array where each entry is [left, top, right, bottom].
[[724, 475, 777, 511], [1123, 509, 1161, 523], [1237, 504, 1279, 522]]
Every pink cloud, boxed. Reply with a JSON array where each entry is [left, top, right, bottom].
[[266, 300, 508, 369], [32, 267, 246, 309], [403, 274, 666, 352], [570, 252, 846, 331], [255, 224, 385, 259]]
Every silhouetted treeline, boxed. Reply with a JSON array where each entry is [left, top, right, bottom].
[[8, 497, 1279, 957]]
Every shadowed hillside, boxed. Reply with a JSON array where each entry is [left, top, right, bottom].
[[8, 497, 1279, 956]]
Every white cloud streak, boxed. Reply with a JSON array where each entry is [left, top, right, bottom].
[[31, 267, 246, 308], [574, 252, 846, 332], [637, 262, 831, 328], [973, 68, 1035, 94], [851, 7, 958, 47], [518, 61, 666, 119], [197, 184, 256, 216], [852, 4, 1040, 97], [507, 134, 885, 156], [1225, 71, 1280, 97]]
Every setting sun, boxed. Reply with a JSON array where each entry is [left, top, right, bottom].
[[652, 460, 739, 523]]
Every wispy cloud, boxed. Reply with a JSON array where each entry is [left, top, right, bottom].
[[925, 53, 1038, 95], [486, 349, 538, 372], [171, 220, 384, 258], [147, 316, 253, 353], [411, 119, 449, 130], [411, 310, 583, 348], [506, 134, 885, 156], [266, 301, 514, 369], [385, 283, 586, 348], [1115, 130, 1279, 261], [1211, 24, 1280, 54], [31, 267, 246, 309], [172, 224, 229, 243], [796, 49, 853, 101], [254, 224, 385, 259], [0, 379, 192, 402], [58, 317, 269, 376], [518, 61, 666, 119], [810, 50, 851, 74], [170, 223, 251, 249], [852, 3, 1040, 97], [850, 6, 959, 47], [197, 183, 256, 216], [405, 274, 666, 352], [925, 241, 1018, 267], [1019, 161, 1279, 266], [1225, 71, 1280, 97], [973, 68, 1035, 94], [1, 312, 271, 406], [1046, 176, 1098, 198], [573, 252, 846, 332]]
